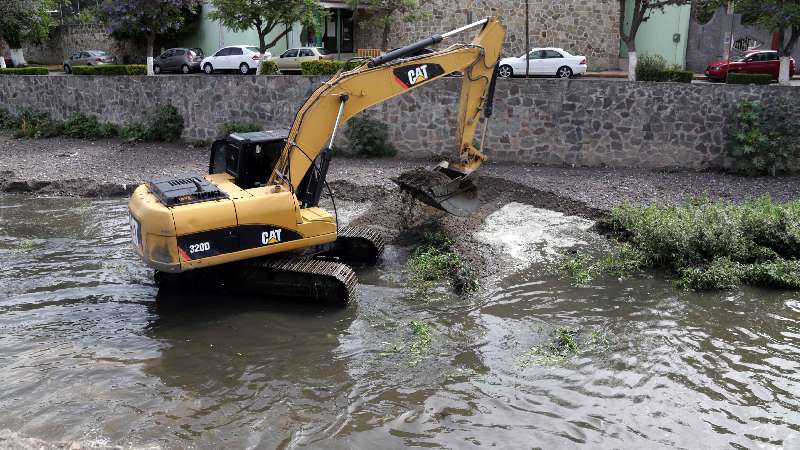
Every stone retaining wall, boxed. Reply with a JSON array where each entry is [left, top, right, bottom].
[[0, 75, 796, 170]]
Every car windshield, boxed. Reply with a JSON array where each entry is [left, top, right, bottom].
[[247, 47, 261, 54], [317, 48, 332, 55]]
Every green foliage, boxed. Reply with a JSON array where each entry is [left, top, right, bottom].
[[71, 64, 146, 75], [521, 327, 581, 367], [0, 0, 56, 48], [346, 0, 430, 49], [14, 109, 62, 138], [0, 67, 49, 75], [728, 100, 799, 176], [599, 196, 800, 290], [636, 55, 692, 82], [343, 114, 397, 157], [259, 60, 279, 75], [208, 0, 324, 53], [406, 229, 477, 294], [726, 73, 773, 85], [220, 121, 261, 136], [408, 320, 432, 354], [0, 108, 17, 128], [732, 0, 800, 56], [63, 112, 118, 138], [300, 59, 366, 75], [559, 252, 594, 283], [120, 105, 184, 142], [559, 244, 649, 284]]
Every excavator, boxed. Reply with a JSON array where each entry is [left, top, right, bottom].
[[128, 17, 506, 304]]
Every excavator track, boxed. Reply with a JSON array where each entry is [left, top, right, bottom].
[[324, 225, 386, 264]]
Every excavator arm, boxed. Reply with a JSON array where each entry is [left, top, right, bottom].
[[271, 17, 506, 215]]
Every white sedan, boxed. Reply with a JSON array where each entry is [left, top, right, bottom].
[[201, 45, 271, 74], [498, 48, 587, 78]]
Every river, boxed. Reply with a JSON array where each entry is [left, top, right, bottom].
[[1, 195, 798, 449]]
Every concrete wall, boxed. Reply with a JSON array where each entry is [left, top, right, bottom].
[[620, 1, 691, 68], [355, 0, 621, 71], [1, 75, 796, 170], [686, 7, 800, 73]]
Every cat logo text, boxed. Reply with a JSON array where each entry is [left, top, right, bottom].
[[261, 229, 282, 245]]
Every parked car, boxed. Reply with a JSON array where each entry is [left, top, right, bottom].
[[154, 48, 204, 74], [200, 46, 268, 74], [705, 50, 796, 81], [63, 50, 117, 73], [274, 47, 335, 72], [497, 48, 587, 78]]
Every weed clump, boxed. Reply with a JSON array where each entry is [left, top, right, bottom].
[[728, 100, 800, 176], [582, 196, 800, 291], [121, 105, 184, 142], [220, 121, 261, 137], [343, 114, 397, 158], [521, 326, 610, 367], [63, 112, 118, 138], [407, 229, 478, 294]]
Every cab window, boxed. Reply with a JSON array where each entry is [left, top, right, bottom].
[[229, 47, 243, 55], [282, 49, 298, 58], [299, 49, 314, 57], [545, 50, 563, 58]]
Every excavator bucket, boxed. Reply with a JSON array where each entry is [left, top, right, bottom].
[[393, 166, 479, 216]]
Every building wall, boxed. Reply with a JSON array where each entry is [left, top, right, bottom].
[[1, 75, 794, 170], [22, 24, 145, 65], [685, 7, 800, 73], [355, 0, 621, 71], [620, 1, 691, 67]]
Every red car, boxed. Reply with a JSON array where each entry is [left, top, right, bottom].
[[705, 50, 796, 81]]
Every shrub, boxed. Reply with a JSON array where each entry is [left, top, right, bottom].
[[220, 121, 261, 136], [301, 59, 366, 75], [63, 112, 118, 138], [259, 60, 279, 75], [15, 110, 62, 138], [728, 100, 799, 175], [726, 73, 773, 85], [0, 108, 17, 128], [0, 67, 48, 75], [635, 54, 667, 80], [343, 114, 397, 157], [71, 64, 146, 75], [120, 105, 183, 142], [594, 196, 800, 290]]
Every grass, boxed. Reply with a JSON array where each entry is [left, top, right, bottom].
[[569, 196, 800, 291], [380, 320, 434, 367], [406, 229, 478, 294]]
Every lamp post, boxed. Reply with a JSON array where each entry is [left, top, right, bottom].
[[525, 0, 529, 78]]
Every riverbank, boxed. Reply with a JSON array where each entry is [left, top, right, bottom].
[[2, 134, 799, 211]]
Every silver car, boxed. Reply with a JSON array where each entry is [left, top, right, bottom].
[[154, 48, 204, 74], [63, 50, 116, 73]]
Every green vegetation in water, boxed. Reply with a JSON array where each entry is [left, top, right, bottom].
[[521, 326, 611, 367], [728, 100, 799, 176], [406, 229, 478, 294], [575, 196, 800, 291], [380, 320, 434, 366], [16, 239, 37, 252]]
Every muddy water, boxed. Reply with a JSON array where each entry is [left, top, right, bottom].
[[1, 195, 798, 449]]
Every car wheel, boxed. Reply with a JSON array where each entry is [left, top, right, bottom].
[[557, 66, 573, 78], [64, 64, 71, 74], [239, 62, 250, 74], [204, 63, 213, 74], [181, 64, 190, 74], [498, 64, 513, 78], [154, 64, 161, 74]]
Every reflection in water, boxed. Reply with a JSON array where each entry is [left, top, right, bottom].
[[0, 194, 798, 448]]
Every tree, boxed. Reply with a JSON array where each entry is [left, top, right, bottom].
[[732, 0, 800, 85], [0, 0, 56, 67], [208, 0, 324, 54], [619, 0, 693, 80], [348, 0, 430, 50], [101, 0, 201, 75]]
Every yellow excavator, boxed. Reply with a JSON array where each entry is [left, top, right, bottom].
[[128, 17, 506, 304]]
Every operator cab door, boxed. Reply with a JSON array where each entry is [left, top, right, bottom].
[[278, 49, 299, 70]]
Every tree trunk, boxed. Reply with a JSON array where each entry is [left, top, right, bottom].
[[779, 56, 791, 85], [10, 49, 27, 67], [381, 21, 391, 51], [146, 33, 155, 76]]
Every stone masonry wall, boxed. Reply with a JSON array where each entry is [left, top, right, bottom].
[[1, 75, 797, 170], [355, 0, 620, 70], [23, 24, 145, 65]]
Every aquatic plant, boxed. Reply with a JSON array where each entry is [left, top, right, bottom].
[[521, 326, 612, 367], [582, 196, 800, 291], [407, 229, 478, 294]]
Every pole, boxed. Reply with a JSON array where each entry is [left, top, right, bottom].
[[525, 0, 530, 78]]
